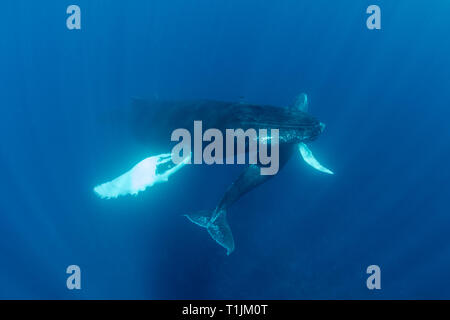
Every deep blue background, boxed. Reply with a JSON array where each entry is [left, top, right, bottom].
[[1, 0, 449, 299]]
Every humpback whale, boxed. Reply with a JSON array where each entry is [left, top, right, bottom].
[[94, 93, 333, 254]]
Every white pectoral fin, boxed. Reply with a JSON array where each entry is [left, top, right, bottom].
[[299, 143, 334, 175], [94, 153, 191, 199]]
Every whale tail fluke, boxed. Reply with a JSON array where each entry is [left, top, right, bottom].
[[185, 209, 235, 255]]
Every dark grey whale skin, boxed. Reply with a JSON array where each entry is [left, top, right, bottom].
[[130, 98, 323, 155]]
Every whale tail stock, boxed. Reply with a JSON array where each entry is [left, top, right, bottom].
[[185, 209, 235, 255]]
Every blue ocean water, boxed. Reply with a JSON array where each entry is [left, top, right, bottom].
[[1, 0, 449, 299]]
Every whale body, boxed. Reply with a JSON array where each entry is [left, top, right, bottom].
[[94, 94, 333, 254], [131, 98, 324, 153]]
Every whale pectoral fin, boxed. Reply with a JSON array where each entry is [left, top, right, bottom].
[[299, 143, 334, 175], [185, 210, 235, 255], [94, 153, 191, 199]]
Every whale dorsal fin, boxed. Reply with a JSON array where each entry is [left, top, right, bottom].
[[293, 93, 308, 112]]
